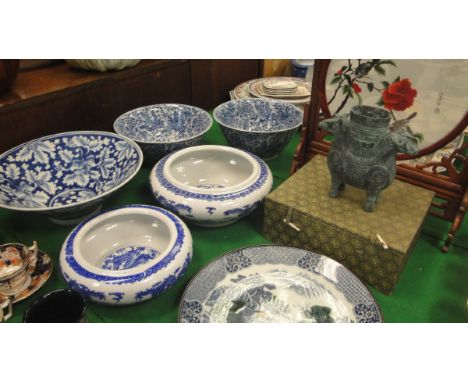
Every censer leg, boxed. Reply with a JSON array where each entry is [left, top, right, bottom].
[[363, 187, 382, 212], [329, 176, 345, 198]]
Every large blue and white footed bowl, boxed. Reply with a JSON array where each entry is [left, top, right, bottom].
[[113, 103, 212, 163], [60, 204, 193, 305], [213, 98, 303, 159], [0, 131, 143, 225]]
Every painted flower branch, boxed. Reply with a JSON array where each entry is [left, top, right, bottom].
[[329, 59, 422, 141]]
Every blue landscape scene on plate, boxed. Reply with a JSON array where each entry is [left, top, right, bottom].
[[179, 246, 384, 323], [0, 132, 142, 211], [214, 99, 303, 159], [114, 104, 212, 160]]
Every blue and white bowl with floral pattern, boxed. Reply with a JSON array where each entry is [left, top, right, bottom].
[[213, 98, 303, 159], [113, 104, 212, 164], [60, 204, 193, 305], [0, 131, 143, 225], [150, 145, 273, 227]]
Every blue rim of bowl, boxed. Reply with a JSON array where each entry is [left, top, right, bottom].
[[151, 146, 271, 202], [0, 131, 144, 213], [113, 103, 213, 144], [213, 98, 303, 134], [62, 204, 188, 284]]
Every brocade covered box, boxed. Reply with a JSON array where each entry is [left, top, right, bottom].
[[262, 155, 434, 295]]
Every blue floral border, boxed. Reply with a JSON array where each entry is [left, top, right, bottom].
[[63, 204, 186, 285]]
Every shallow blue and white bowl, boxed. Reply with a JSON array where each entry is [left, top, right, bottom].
[[114, 104, 212, 163], [150, 145, 273, 227], [60, 204, 193, 305], [213, 98, 303, 160], [0, 131, 143, 225]]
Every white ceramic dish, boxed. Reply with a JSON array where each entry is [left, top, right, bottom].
[[248, 77, 311, 104], [60, 204, 193, 305], [258, 83, 311, 98], [233, 80, 255, 100], [150, 145, 273, 227], [262, 79, 298, 90]]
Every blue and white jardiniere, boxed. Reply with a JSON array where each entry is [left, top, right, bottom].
[[59, 204, 193, 305], [0, 131, 143, 225], [113, 103, 212, 163], [150, 145, 273, 227], [213, 98, 303, 160]]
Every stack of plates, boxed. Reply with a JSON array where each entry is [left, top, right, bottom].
[[232, 76, 311, 105]]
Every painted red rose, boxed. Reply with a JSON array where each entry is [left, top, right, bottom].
[[382, 78, 417, 111], [352, 83, 362, 93], [336, 69, 343, 76]]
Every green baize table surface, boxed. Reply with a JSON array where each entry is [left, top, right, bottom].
[[2, 120, 467, 323]]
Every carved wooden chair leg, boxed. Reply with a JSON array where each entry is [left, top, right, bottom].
[[442, 189, 468, 253]]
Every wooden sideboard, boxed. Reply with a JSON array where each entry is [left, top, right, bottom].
[[0, 59, 262, 152]]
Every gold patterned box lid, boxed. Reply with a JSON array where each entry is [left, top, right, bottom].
[[267, 155, 435, 254]]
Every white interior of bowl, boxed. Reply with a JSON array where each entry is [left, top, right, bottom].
[[163, 146, 260, 194], [72, 207, 176, 275]]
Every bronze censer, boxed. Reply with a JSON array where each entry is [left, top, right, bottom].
[[319, 105, 419, 212]]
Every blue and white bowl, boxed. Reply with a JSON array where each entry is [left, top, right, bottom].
[[213, 98, 303, 159], [0, 131, 143, 225], [113, 104, 212, 163], [150, 145, 273, 227], [60, 204, 193, 305]]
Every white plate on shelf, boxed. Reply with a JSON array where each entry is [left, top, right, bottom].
[[258, 83, 311, 98], [233, 79, 256, 100], [249, 77, 311, 104], [262, 79, 298, 91]]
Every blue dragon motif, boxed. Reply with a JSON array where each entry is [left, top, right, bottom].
[[63, 272, 106, 300], [155, 194, 192, 214], [101, 246, 158, 271], [223, 201, 261, 217], [134, 252, 192, 301], [206, 206, 216, 215], [108, 292, 125, 302]]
